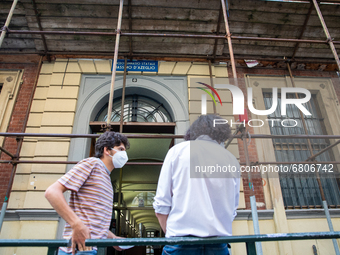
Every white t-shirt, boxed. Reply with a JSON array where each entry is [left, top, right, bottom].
[[153, 136, 240, 238]]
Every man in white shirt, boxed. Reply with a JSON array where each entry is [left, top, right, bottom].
[[153, 114, 240, 255]]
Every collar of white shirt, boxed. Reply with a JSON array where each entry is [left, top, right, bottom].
[[195, 135, 218, 144]]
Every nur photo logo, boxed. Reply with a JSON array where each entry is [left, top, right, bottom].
[[196, 81, 312, 128], [196, 82, 223, 114]]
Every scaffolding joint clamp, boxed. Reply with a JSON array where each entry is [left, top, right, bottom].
[[101, 123, 112, 131], [1, 26, 8, 32], [15, 137, 23, 142], [224, 33, 232, 39], [238, 124, 246, 135], [11, 157, 19, 165], [326, 38, 333, 43]]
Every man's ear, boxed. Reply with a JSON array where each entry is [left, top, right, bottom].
[[103, 147, 111, 155]]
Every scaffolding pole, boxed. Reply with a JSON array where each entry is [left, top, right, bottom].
[[0, 0, 18, 48], [305, 140, 340, 162], [0, 159, 339, 166], [2, 132, 340, 141], [220, 0, 260, 252], [6, 29, 339, 44], [242, 128, 263, 255], [287, 63, 340, 255], [119, 57, 128, 133], [117, 168, 123, 237], [106, 0, 124, 130], [312, 0, 340, 71], [0, 146, 14, 159], [0, 133, 185, 139], [221, 0, 237, 81]]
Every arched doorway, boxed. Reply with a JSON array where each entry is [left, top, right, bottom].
[[66, 75, 189, 253], [68, 75, 189, 164], [90, 93, 176, 244]]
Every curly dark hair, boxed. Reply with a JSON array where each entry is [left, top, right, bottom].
[[95, 131, 130, 158], [184, 114, 231, 143]]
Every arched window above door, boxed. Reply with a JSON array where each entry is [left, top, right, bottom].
[[95, 95, 173, 123], [90, 93, 176, 133]]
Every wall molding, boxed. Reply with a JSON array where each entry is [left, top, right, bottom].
[[4, 210, 59, 221], [5, 209, 339, 222]]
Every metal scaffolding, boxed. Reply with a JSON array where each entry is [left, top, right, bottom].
[[1, 0, 340, 254]]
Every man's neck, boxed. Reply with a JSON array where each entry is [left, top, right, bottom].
[[100, 156, 114, 173]]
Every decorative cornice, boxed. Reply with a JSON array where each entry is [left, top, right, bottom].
[[285, 209, 340, 219], [4, 210, 60, 221], [235, 210, 274, 221], [4, 208, 340, 222]]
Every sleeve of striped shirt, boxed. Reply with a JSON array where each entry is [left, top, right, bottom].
[[58, 159, 94, 193]]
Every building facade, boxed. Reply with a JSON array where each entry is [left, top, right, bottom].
[[1, 0, 340, 254], [0, 58, 339, 255]]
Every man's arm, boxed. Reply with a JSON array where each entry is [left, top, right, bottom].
[[45, 181, 90, 254], [153, 148, 174, 234], [155, 213, 168, 234]]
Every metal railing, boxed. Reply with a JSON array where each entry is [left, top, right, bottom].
[[0, 232, 339, 255]]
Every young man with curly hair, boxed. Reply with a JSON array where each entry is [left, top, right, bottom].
[[45, 131, 129, 255]]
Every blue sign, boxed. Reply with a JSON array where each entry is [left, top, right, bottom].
[[113, 60, 158, 72]]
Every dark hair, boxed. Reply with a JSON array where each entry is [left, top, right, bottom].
[[95, 131, 130, 158], [184, 114, 231, 143]]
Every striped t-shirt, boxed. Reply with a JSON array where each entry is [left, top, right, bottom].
[[58, 157, 113, 253]]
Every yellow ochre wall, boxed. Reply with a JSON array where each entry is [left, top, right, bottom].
[[0, 59, 339, 255], [0, 59, 241, 255]]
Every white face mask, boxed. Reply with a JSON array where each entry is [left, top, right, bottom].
[[109, 149, 128, 168]]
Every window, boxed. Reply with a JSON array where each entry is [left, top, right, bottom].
[[0, 71, 22, 137], [95, 95, 172, 122], [131, 192, 155, 207], [146, 231, 155, 254], [264, 92, 340, 208], [146, 231, 155, 237]]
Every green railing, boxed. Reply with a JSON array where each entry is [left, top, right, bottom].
[[0, 232, 339, 255]]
